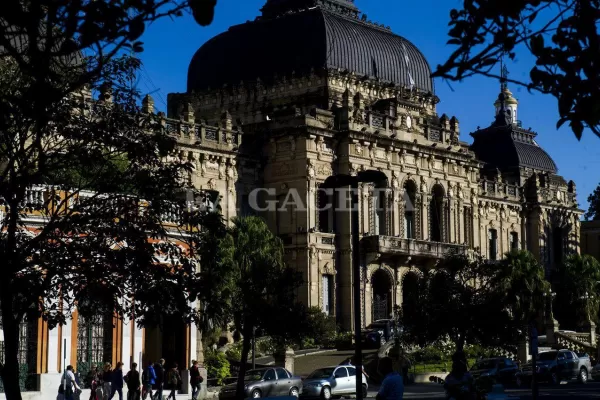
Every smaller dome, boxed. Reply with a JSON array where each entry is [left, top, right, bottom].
[[494, 88, 518, 107]]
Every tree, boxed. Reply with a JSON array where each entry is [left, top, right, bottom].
[[223, 216, 304, 400], [432, 0, 600, 140], [585, 184, 600, 221], [0, 2, 219, 399], [400, 253, 519, 351], [490, 250, 549, 326], [554, 254, 600, 329], [0, 55, 207, 399]]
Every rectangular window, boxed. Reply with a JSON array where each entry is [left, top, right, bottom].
[[240, 194, 253, 217], [276, 195, 286, 235], [322, 275, 334, 315], [510, 232, 519, 251], [463, 207, 473, 247], [489, 229, 498, 260], [405, 211, 414, 239], [376, 189, 387, 235], [317, 186, 331, 233]]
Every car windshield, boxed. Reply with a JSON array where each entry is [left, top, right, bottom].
[[307, 368, 335, 379], [472, 360, 498, 370], [244, 370, 264, 381], [367, 323, 386, 330], [538, 352, 557, 361]]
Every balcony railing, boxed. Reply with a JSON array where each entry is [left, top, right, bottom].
[[362, 235, 467, 259], [164, 119, 241, 146], [480, 180, 521, 200]]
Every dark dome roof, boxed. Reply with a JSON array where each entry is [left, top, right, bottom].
[[471, 122, 558, 174], [187, 1, 434, 93]]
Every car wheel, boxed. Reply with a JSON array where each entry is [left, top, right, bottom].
[[289, 387, 299, 397], [251, 389, 261, 398], [361, 384, 368, 398], [551, 371, 559, 385], [321, 386, 331, 400], [380, 336, 386, 347], [516, 376, 523, 388], [579, 368, 588, 384]]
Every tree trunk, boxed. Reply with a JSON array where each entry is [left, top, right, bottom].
[[0, 282, 23, 400], [235, 326, 252, 400]]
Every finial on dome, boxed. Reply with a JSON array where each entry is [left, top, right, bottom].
[[493, 59, 519, 126]]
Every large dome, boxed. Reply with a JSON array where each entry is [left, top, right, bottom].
[[187, 0, 434, 93]]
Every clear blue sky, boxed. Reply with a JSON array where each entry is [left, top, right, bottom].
[[137, 0, 600, 212]]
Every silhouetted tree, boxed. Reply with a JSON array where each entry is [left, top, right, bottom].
[[433, 0, 600, 140], [585, 184, 600, 221]]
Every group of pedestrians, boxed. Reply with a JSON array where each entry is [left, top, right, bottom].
[[60, 359, 203, 400]]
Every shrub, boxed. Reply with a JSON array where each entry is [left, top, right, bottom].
[[300, 307, 338, 348], [335, 331, 354, 350], [204, 349, 231, 385], [225, 342, 242, 361], [256, 337, 275, 356]]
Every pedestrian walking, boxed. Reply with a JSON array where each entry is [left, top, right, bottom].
[[142, 361, 157, 400], [62, 365, 82, 400], [102, 363, 113, 400], [376, 357, 404, 400], [189, 361, 203, 400], [125, 363, 142, 400], [153, 359, 166, 400], [109, 362, 125, 400], [165, 363, 182, 400]]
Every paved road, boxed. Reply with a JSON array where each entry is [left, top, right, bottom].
[[363, 381, 600, 399]]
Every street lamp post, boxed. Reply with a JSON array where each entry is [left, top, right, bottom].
[[323, 170, 387, 400]]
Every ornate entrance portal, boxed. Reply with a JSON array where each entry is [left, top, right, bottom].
[[371, 269, 393, 321]]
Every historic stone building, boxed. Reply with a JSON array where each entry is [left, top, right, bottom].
[[582, 220, 600, 261], [165, 0, 583, 331], [0, 0, 584, 396]]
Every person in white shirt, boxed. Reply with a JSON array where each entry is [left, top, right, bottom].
[[63, 365, 82, 400]]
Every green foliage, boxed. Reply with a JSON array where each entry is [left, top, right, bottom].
[[204, 350, 231, 385], [299, 307, 338, 348], [585, 185, 600, 221], [489, 250, 549, 325], [554, 254, 600, 329], [256, 337, 276, 356], [399, 252, 543, 351], [432, 0, 600, 139], [225, 344, 242, 361]]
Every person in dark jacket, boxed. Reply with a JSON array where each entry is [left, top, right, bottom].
[[125, 363, 141, 400], [109, 362, 124, 400], [152, 359, 165, 400], [102, 363, 113, 400], [142, 361, 157, 400], [165, 363, 181, 400], [189, 361, 203, 400]]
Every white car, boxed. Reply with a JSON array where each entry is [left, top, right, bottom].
[[300, 366, 368, 399]]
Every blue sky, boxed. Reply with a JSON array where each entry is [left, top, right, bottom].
[[137, 0, 600, 212]]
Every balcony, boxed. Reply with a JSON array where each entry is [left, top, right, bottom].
[[361, 235, 467, 261]]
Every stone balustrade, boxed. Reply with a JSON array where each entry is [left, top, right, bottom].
[[480, 179, 521, 200], [164, 118, 242, 147], [362, 235, 467, 259]]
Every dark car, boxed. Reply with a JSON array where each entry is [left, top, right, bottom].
[[516, 349, 592, 386], [470, 357, 519, 385], [360, 319, 399, 348], [219, 367, 303, 399]]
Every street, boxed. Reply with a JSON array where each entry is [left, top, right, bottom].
[[363, 381, 600, 399]]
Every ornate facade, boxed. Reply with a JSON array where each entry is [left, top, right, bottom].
[[0, 0, 583, 395], [166, 0, 583, 331]]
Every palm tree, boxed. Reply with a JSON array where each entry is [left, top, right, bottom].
[[226, 216, 302, 400], [492, 250, 549, 327], [554, 254, 600, 329]]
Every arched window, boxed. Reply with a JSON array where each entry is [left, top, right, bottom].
[[76, 312, 114, 384], [403, 181, 417, 239], [429, 185, 445, 242]]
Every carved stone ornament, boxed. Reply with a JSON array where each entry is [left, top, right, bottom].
[[207, 179, 217, 190], [218, 159, 226, 179], [307, 159, 316, 179], [420, 176, 428, 193], [355, 142, 363, 155], [447, 181, 454, 198], [392, 171, 400, 189]]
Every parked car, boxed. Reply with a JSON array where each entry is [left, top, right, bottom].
[[360, 319, 399, 348], [301, 365, 368, 399], [470, 357, 519, 385], [515, 349, 592, 386], [219, 367, 302, 399]]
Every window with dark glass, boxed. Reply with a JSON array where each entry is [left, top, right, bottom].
[[430, 185, 445, 242], [510, 232, 519, 251], [317, 185, 332, 233], [375, 188, 386, 235], [404, 181, 417, 239], [553, 227, 564, 264], [489, 229, 498, 260]]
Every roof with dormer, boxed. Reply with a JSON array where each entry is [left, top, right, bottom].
[[186, 0, 434, 94]]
